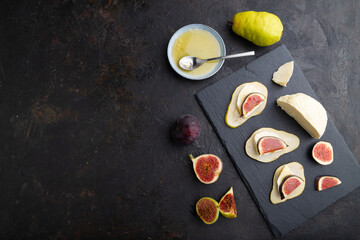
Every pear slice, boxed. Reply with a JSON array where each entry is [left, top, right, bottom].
[[225, 82, 268, 128], [272, 61, 294, 87], [245, 128, 300, 163], [270, 162, 305, 204]]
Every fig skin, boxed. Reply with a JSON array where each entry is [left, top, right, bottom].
[[196, 197, 220, 224], [171, 114, 201, 145], [219, 187, 237, 218], [189, 154, 223, 184]]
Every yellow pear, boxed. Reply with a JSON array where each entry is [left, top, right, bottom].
[[231, 11, 283, 47]]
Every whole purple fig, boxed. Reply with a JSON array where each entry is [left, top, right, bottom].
[[171, 114, 201, 145]]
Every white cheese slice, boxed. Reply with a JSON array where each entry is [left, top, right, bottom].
[[276, 165, 293, 188], [254, 131, 280, 144], [272, 61, 294, 87], [277, 93, 328, 139]]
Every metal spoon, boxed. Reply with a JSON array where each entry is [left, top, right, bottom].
[[179, 51, 255, 70]]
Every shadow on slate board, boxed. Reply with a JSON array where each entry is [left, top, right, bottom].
[[195, 45, 360, 238]]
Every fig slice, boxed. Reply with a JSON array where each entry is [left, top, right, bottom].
[[225, 82, 268, 128], [270, 162, 305, 204], [315, 176, 341, 191], [189, 154, 223, 184], [279, 175, 304, 199], [245, 128, 300, 163], [219, 187, 237, 218], [312, 141, 333, 165], [241, 93, 265, 118], [196, 197, 220, 224], [257, 136, 288, 155]]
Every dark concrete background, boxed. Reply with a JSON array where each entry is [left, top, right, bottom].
[[0, 0, 359, 239]]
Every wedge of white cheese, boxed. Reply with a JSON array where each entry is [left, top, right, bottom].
[[277, 93, 328, 139], [272, 61, 294, 87]]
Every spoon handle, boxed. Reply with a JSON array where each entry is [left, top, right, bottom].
[[206, 51, 255, 62]]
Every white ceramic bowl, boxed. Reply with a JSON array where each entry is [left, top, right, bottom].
[[167, 24, 226, 80]]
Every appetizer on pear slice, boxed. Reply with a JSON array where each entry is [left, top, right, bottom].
[[245, 128, 300, 163], [225, 82, 268, 128], [270, 162, 305, 204]]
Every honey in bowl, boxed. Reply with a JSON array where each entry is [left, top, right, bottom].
[[172, 29, 221, 76]]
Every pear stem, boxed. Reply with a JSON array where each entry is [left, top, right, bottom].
[[227, 20, 233, 25], [189, 154, 195, 161]]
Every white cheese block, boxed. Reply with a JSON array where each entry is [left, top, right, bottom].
[[272, 61, 294, 87], [277, 93, 328, 139]]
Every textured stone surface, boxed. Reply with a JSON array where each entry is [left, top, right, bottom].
[[0, 0, 359, 239]]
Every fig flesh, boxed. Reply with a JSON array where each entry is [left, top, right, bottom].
[[315, 176, 341, 191], [219, 187, 237, 218], [196, 197, 219, 224], [312, 141, 333, 165], [257, 136, 288, 155], [189, 154, 223, 184], [171, 114, 201, 145], [241, 93, 265, 118], [279, 175, 304, 199]]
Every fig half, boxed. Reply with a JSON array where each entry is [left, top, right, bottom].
[[219, 187, 237, 218], [315, 176, 341, 191], [196, 197, 220, 224], [189, 154, 223, 184], [312, 141, 333, 165], [279, 175, 304, 199]]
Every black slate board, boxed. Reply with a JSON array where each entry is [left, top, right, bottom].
[[196, 45, 360, 237]]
